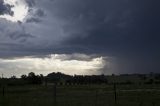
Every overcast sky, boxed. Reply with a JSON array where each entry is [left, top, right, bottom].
[[0, 0, 160, 77]]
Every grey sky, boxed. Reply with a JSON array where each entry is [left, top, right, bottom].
[[0, 0, 160, 76]]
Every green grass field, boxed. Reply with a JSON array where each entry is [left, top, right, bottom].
[[0, 84, 160, 106]]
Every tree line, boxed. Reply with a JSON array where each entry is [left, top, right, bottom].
[[0, 72, 160, 86]]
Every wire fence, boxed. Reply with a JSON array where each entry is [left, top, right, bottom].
[[0, 84, 160, 106]]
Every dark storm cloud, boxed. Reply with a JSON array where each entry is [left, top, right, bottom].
[[35, 9, 45, 17], [25, 9, 45, 23], [0, 0, 160, 74], [26, 17, 41, 23], [57, 0, 160, 73], [25, 0, 35, 7], [63, 0, 160, 50], [9, 31, 35, 42], [0, 0, 14, 16]]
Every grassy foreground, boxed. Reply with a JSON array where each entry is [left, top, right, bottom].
[[0, 84, 160, 106]]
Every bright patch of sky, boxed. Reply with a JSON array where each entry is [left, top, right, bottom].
[[0, 0, 28, 22], [0, 54, 106, 77]]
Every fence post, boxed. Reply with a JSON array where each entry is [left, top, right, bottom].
[[54, 83, 57, 106], [114, 83, 117, 105], [45, 78, 48, 87], [152, 102, 155, 106], [95, 90, 98, 106], [2, 86, 5, 97], [139, 102, 143, 106]]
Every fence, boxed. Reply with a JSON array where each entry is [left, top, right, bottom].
[[0, 84, 160, 106]]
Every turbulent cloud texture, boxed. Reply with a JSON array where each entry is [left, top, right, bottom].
[[0, 0, 14, 16], [0, 0, 160, 76]]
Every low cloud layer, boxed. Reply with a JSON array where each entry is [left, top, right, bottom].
[[0, 54, 106, 77]]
